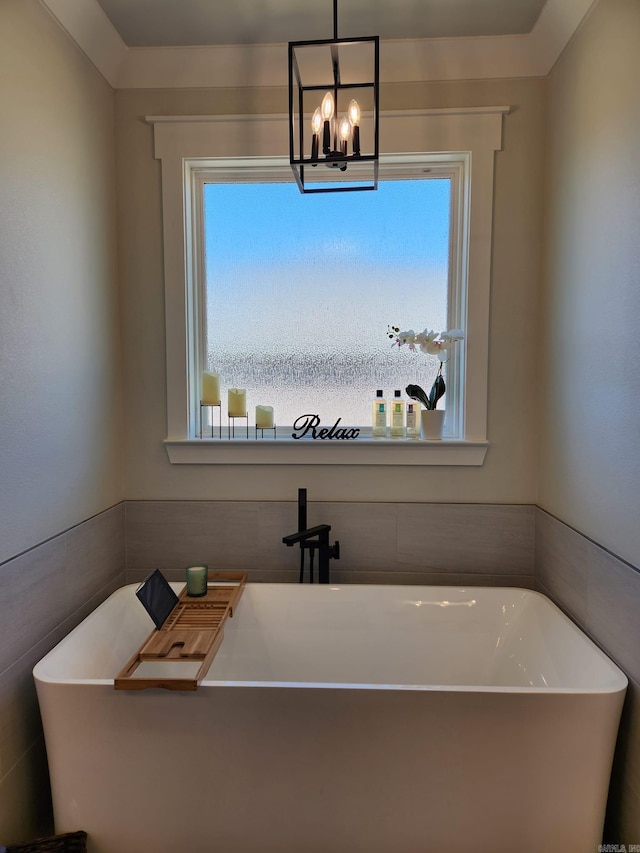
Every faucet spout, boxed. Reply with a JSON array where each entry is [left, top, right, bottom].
[[282, 524, 331, 546]]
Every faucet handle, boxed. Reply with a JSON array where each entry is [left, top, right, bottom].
[[331, 541, 340, 561]]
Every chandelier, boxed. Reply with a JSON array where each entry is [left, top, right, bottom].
[[288, 0, 379, 193]]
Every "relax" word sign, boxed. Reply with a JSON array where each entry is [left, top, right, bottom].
[[291, 414, 360, 440]]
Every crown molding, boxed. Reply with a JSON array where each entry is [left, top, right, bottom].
[[527, 0, 597, 74], [40, 0, 127, 87], [40, 0, 596, 90]]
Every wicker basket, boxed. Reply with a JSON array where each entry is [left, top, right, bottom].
[[5, 831, 87, 853]]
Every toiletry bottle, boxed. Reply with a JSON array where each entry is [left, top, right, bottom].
[[406, 401, 420, 438], [372, 390, 387, 437], [390, 390, 405, 437]]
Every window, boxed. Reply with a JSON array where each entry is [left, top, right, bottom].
[[150, 108, 506, 464], [199, 168, 463, 437]]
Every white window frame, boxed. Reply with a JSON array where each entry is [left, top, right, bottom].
[[192, 159, 463, 437], [149, 107, 508, 465]]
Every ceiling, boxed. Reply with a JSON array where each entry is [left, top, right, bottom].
[[41, 0, 594, 88], [93, 0, 549, 47]]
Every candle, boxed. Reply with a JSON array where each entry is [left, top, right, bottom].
[[339, 115, 351, 157], [228, 388, 246, 418], [186, 564, 208, 597], [255, 405, 274, 429], [201, 372, 220, 405], [311, 108, 321, 161], [348, 99, 361, 155], [321, 91, 334, 154]]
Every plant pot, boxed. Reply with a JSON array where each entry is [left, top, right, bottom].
[[420, 409, 445, 440]]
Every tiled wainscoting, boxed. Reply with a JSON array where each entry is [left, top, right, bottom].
[[0, 504, 125, 845], [535, 508, 640, 842], [3, 500, 640, 845], [125, 500, 536, 587]]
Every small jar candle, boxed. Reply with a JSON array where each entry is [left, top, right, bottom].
[[186, 564, 208, 597]]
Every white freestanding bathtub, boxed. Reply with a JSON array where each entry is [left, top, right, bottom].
[[34, 583, 626, 853]]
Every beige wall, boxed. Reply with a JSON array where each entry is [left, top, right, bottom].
[[0, 1, 125, 841], [0, 0, 124, 564], [539, 0, 640, 567], [115, 78, 545, 504]]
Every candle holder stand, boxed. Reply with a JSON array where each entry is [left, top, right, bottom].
[[199, 402, 222, 439], [255, 425, 277, 440], [228, 413, 249, 439]]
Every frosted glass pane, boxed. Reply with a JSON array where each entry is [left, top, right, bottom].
[[204, 180, 450, 429]]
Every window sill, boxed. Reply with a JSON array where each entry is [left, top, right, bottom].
[[164, 438, 489, 466]]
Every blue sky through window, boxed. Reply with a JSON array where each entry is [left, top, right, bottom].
[[204, 179, 451, 429]]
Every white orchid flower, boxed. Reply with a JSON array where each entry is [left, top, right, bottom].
[[387, 323, 463, 361], [421, 339, 446, 357], [415, 329, 465, 361], [420, 329, 439, 343], [396, 330, 416, 346]]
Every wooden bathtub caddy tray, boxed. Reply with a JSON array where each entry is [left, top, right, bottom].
[[115, 572, 246, 692]]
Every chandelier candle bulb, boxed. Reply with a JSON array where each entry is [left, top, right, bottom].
[[255, 405, 274, 429], [201, 372, 220, 405], [339, 115, 351, 156], [311, 108, 322, 161], [321, 92, 334, 154], [348, 99, 361, 155], [228, 388, 247, 418]]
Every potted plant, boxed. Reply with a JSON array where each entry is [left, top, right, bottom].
[[387, 326, 464, 439]]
